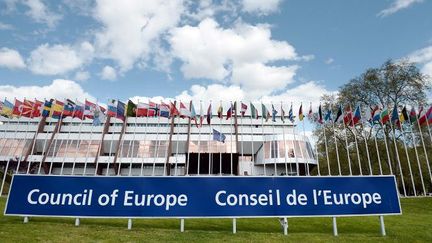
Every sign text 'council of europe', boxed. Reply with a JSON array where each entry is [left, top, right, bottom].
[[5, 175, 401, 217]]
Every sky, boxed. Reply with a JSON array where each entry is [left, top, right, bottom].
[[0, 0, 431, 106]]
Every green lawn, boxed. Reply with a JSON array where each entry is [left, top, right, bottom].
[[0, 197, 431, 242]]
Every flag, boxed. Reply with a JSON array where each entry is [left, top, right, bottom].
[[409, 107, 417, 123], [367, 105, 379, 125], [372, 107, 382, 123], [343, 106, 352, 125], [20, 99, 35, 118], [136, 102, 150, 117], [107, 99, 117, 117], [400, 106, 408, 123], [179, 102, 191, 118], [262, 104, 270, 122], [226, 103, 233, 120], [116, 101, 125, 121], [334, 105, 343, 123], [126, 100, 137, 117], [84, 100, 98, 119], [380, 108, 390, 124], [92, 104, 106, 126], [391, 104, 399, 124], [217, 104, 223, 119], [240, 102, 247, 117], [318, 104, 323, 124], [190, 102, 198, 122], [324, 108, 332, 122], [213, 129, 226, 143], [298, 103, 304, 121], [307, 103, 313, 120], [250, 103, 258, 119], [63, 99, 75, 117], [419, 106, 432, 126], [288, 104, 295, 122], [281, 105, 285, 123], [12, 99, 23, 116], [73, 101, 85, 120], [170, 102, 179, 117], [42, 99, 53, 117], [1, 99, 14, 117], [32, 100, 43, 118], [352, 105, 361, 126], [51, 100, 64, 119], [271, 104, 277, 122], [159, 102, 170, 118], [207, 103, 212, 125]]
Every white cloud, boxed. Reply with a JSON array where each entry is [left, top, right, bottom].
[[408, 45, 432, 77], [176, 84, 246, 103], [0, 22, 13, 30], [242, 0, 282, 15], [27, 42, 94, 75], [93, 0, 185, 72], [74, 71, 90, 81], [169, 18, 301, 97], [0, 47, 26, 69], [0, 79, 95, 101], [100, 65, 117, 81], [377, 0, 423, 17], [20, 0, 62, 27], [324, 58, 334, 65]]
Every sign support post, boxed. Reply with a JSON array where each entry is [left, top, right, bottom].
[[332, 217, 338, 236], [232, 218, 237, 234], [282, 217, 288, 235], [23, 216, 29, 224], [180, 218, 185, 232], [75, 218, 80, 227], [379, 215, 386, 236], [127, 219, 132, 230]]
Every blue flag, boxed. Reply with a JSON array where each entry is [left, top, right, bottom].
[[212, 129, 226, 143], [271, 104, 277, 122], [325, 109, 332, 122]]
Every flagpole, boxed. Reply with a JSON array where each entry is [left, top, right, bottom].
[[413, 106, 432, 192], [21, 98, 37, 175], [249, 102, 256, 176], [387, 113, 407, 197], [185, 101, 192, 176], [398, 115, 417, 196], [38, 99, 53, 175], [208, 101, 212, 175], [270, 103, 277, 176], [197, 101, 203, 175], [419, 104, 432, 187], [71, 100, 85, 175], [105, 100, 118, 176], [174, 105, 181, 176], [260, 102, 267, 176], [281, 102, 289, 176], [140, 101, 151, 176], [14, 98, 29, 175], [152, 105, 162, 176], [348, 105, 363, 175], [342, 120, 353, 176], [48, 100, 66, 175], [59, 101, 76, 175], [406, 108, 426, 196], [230, 101, 234, 176], [0, 97, 13, 195], [219, 100, 223, 176], [371, 124, 383, 175], [330, 104, 341, 176], [240, 101, 245, 175], [25, 98, 41, 174], [83, 100, 97, 175], [359, 106, 373, 175]]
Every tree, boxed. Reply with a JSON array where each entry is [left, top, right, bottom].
[[312, 60, 432, 196]]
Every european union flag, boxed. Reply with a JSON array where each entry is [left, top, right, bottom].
[[212, 129, 226, 143]]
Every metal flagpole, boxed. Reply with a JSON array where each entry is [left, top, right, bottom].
[[82, 100, 98, 175], [330, 104, 341, 176], [197, 101, 203, 175], [185, 101, 192, 176], [406, 110, 426, 195], [240, 101, 245, 175], [104, 101, 117, 176], [140, 101, 151, 176], [349, 105, 363, 175], [152, 106, 162, 176], [219, 101, 223, 176], [38, 101, 52, 175], [271, 103, 278, 176], [48, 101, 66, 175], [26, 98, 41, 175], [413, 106, 432, 190], [360, 106, 373, 175], [417, 104, 432, 188], [371, 125, 383, 175], [292, 103, 305, 176], [230, 102, 234, 176], [322, 122, 331, 175], [174, 105, 181, 176], [59, 101, 77, 175], [260, 102, 267, 176], [70, 99, 85, 175], [342, 120, 353, 175], [18, 98, 36, 175], [398, 118, 417, 196], [281, 102, 289, 176], [299, 102, 308, 175], [13, 98, 28, 175], [388, 115, 407, 197], [249, 102, 256, 176], [128, 99, 139, 176], [208, 101, 212, 175]]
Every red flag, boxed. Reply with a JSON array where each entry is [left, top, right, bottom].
[[20, 99, 35, 117], [170, 102, 179, 117], [343, 106, 353, 126], [12, 99, 23, 116]]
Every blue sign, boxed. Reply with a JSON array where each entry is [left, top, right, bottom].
[[5, 175, 401, 218]]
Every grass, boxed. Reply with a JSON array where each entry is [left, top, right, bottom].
[[0, 197, 431, 242]]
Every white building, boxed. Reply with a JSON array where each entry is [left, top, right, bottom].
[[0, 103, 317, 177]]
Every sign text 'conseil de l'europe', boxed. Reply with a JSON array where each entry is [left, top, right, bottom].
[[5, 175, 401, 217]]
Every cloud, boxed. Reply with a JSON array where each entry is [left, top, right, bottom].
[[408, 45, 432, 76], [0, 79, 95, 101], [0, 22, 14, 30], [7, 0, 62, 27], [169, 18, 302, 97], [93, 0, 186, 72], [377, 0, 423, 17], [27, 41, 94, 75], [100, 65, 117, 81], [0, 47, 26, 69], [324, 58, 334, 65], [241, 0, 282, 15], [74, 70, 90, 81]]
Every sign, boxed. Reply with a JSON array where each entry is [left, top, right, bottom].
[[5, 175, 401, 218]]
